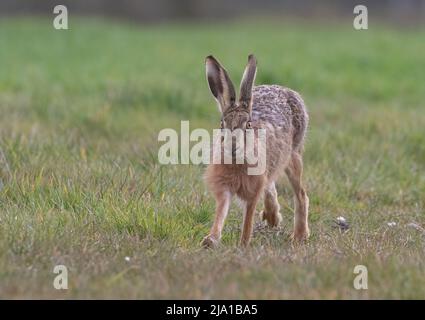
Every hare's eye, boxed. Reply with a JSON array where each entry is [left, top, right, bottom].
[[246, 121, 252, 129]]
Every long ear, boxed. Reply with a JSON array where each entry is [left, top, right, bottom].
[[205, 55, 236, 113], [239, 54, 257, 111]]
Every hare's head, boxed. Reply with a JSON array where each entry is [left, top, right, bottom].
[[205, 55, 257, 131]]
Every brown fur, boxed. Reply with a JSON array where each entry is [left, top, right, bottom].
[[202, 55, 310, 248]]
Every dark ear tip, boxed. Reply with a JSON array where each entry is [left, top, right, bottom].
[[248, 54, 257, 64], [206, 55, 216, 63]]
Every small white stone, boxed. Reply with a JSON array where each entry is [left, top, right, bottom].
[[387, 222, 397, 227], [124, 256, 131, 262], [336, 216, 346, 223]]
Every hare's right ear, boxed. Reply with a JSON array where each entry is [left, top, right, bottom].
[[205, 55, 236, 113]]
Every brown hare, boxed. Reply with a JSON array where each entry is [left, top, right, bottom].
[[202, 54, 310, 248]]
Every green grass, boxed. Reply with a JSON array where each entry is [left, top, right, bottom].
[[0, 18, 424, 299]]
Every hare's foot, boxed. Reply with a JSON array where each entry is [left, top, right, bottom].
[[291, 226, 310, 242], [260, 210, 282, 228], [201, 235, 220, 249]]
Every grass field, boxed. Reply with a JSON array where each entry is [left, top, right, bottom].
[[0, 18, 424, 299]]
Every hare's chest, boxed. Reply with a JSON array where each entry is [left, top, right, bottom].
[[205, 164, 266, 200], [219, 168, 265, 200]]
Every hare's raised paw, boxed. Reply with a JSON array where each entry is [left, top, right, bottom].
[[260, 210, 282, 228], [201, 235, 220, 249]]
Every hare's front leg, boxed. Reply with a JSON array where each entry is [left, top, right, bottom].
[[285, 152, 310, 241], [240, 194, 261, 247], [201, 190, 232, 248]]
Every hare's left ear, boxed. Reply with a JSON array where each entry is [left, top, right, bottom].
[[239, 54, 257, 112], [205, 55, 236, 114]]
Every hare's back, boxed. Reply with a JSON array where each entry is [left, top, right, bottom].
[[251, 84, 308, 150]]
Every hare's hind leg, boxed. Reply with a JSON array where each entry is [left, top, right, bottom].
[[285, 152, 310, 241], [260, 182, 282, 227]]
